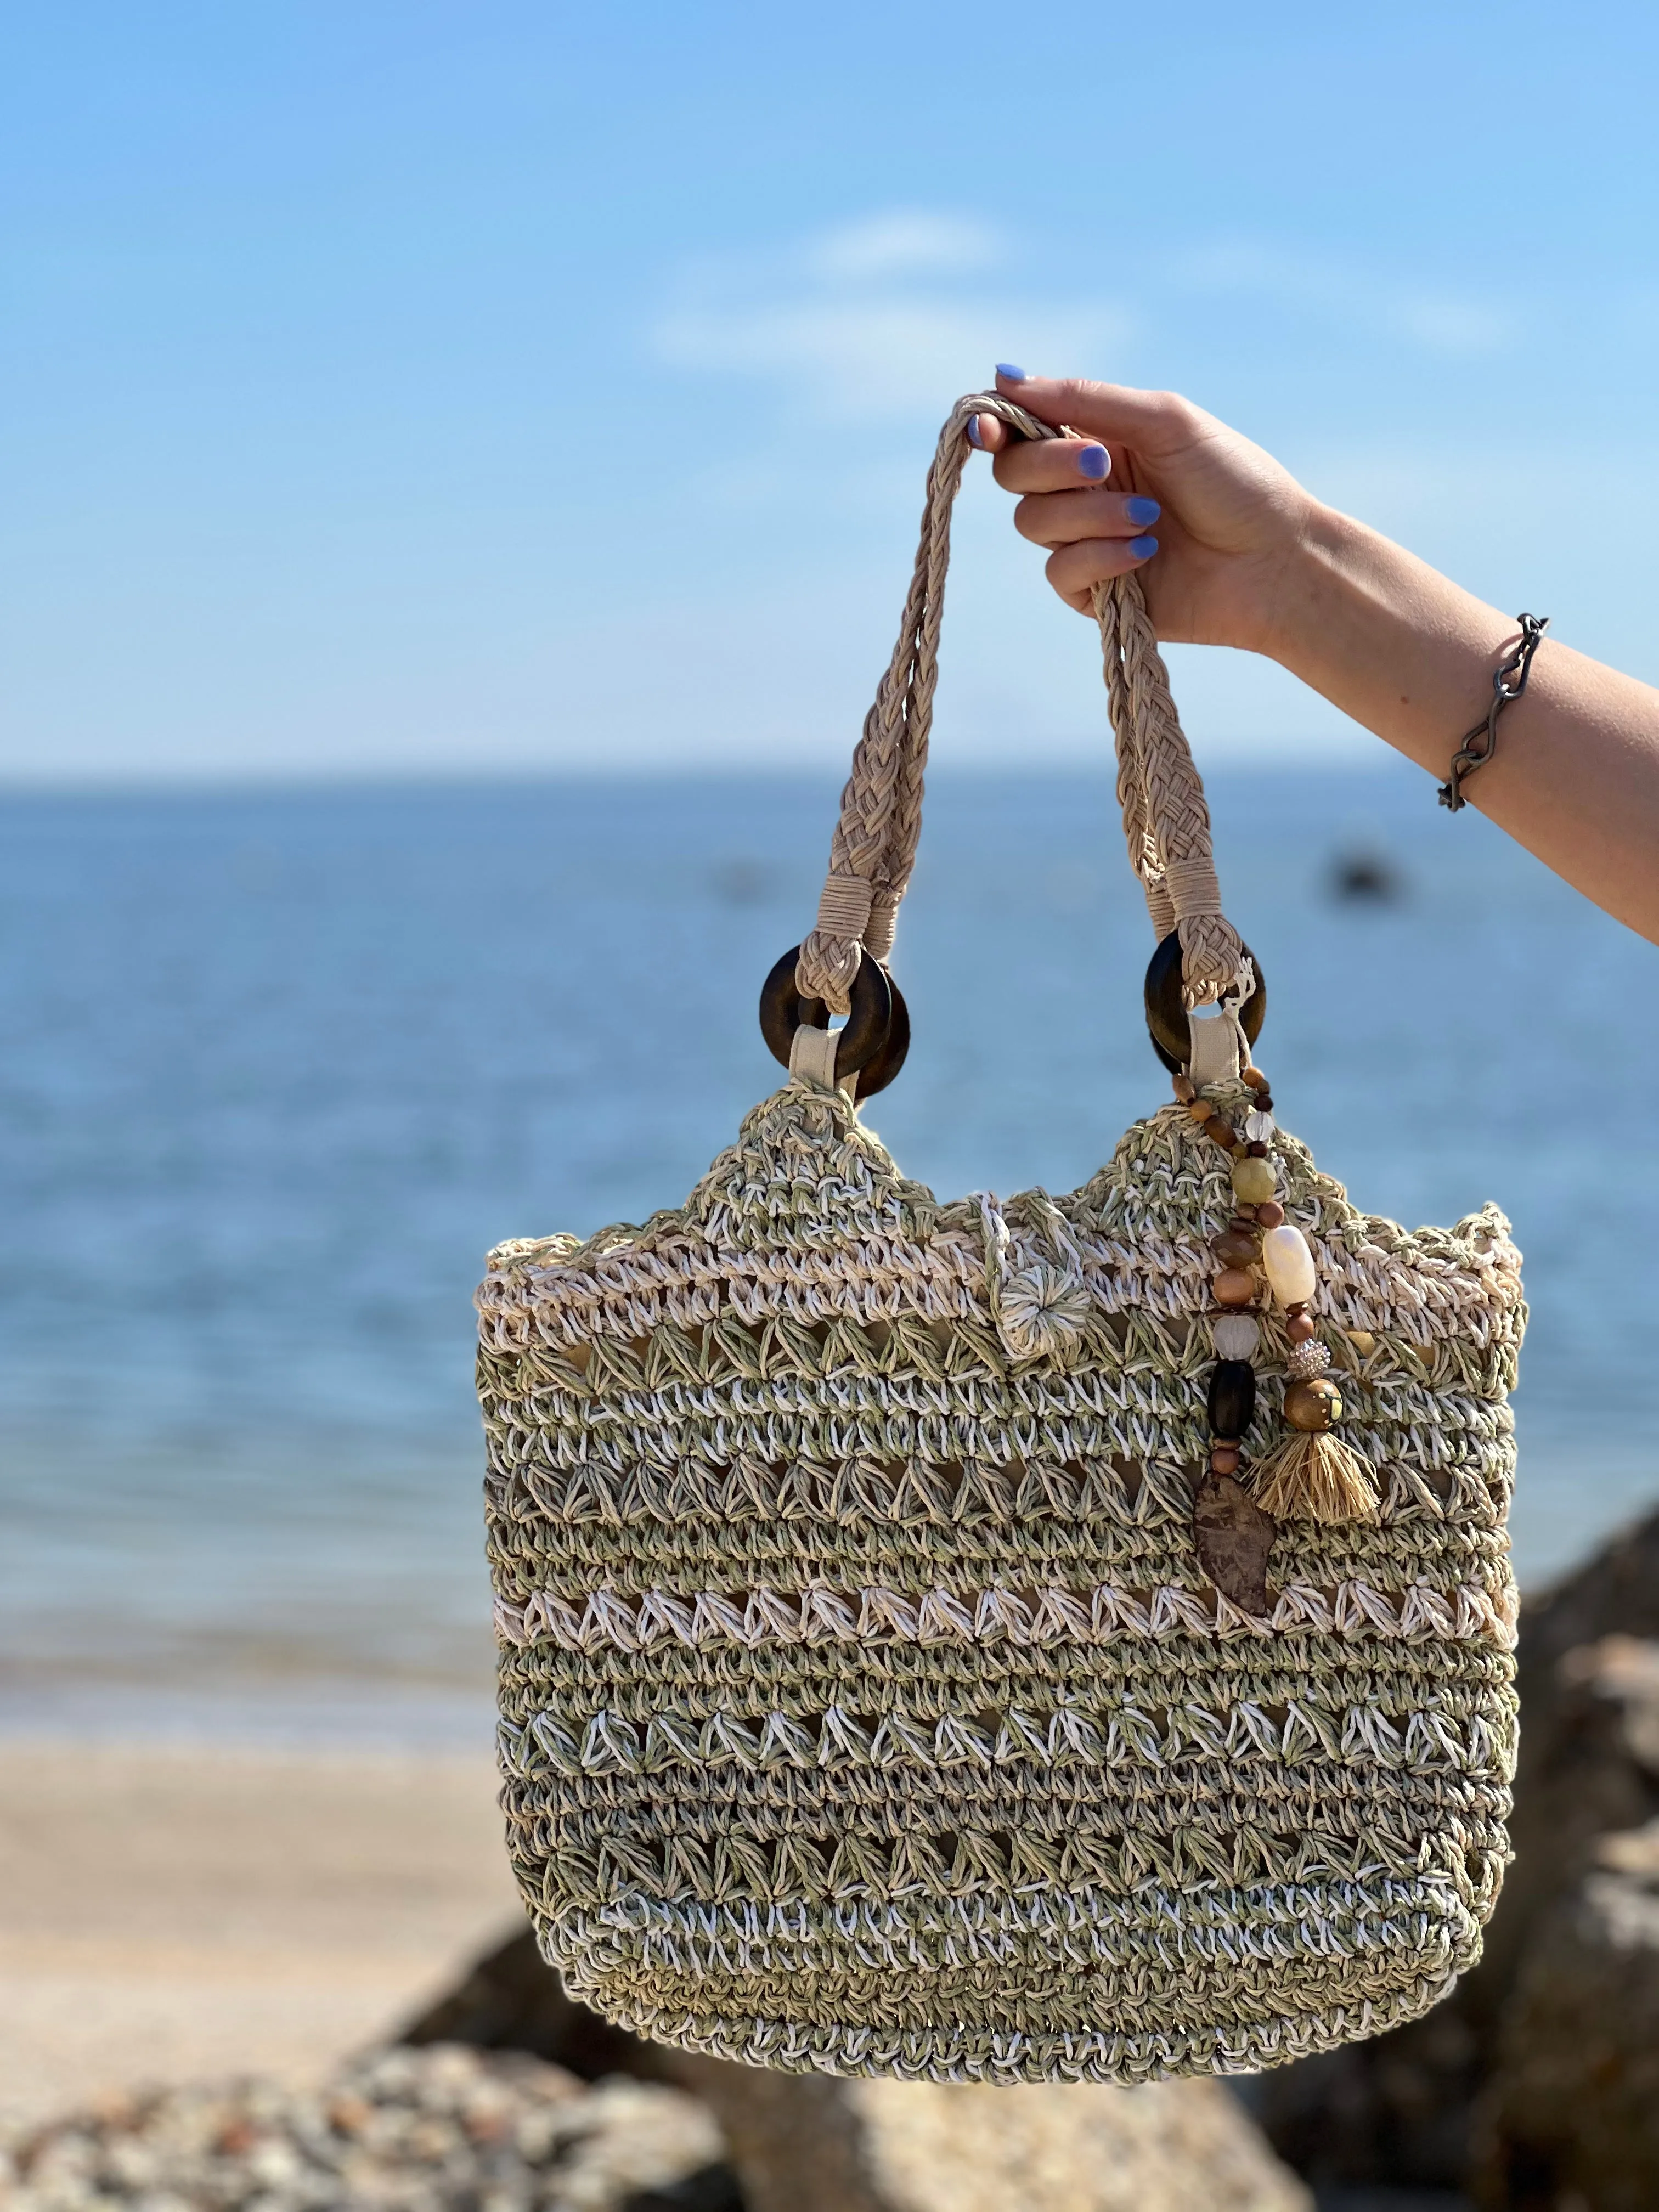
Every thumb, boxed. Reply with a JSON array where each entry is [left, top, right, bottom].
[[966, 410, 1011, 454]]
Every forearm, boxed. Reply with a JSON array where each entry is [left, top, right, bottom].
[[1270, 505, 1659, 943]]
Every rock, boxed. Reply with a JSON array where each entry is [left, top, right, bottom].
[[0, 2041, 735, 2212], [1515, 1513, 1659, 1673], [402, 1926, 1309, 2211], [1479, 1628, 1659, 2005], [670, 2055, 1310, 2212], [1238, 1994, 1484, 2195], [402, 1918, 669, 2083], [1250, 1506, 1659, 2201], [1472, 1820, 1659, 2211], [855, 2074, 1309, 2212]]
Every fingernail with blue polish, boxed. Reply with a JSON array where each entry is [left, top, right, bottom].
[[1129, 534, 1159, 560], [1125, 496, 1161, 526], [1077, 444, 1109, 481], [966, 415, 984, 448], [995, 362, 1027, 381]]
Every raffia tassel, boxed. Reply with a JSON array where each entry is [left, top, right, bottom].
[[1249, 1431, 1380, 1525]]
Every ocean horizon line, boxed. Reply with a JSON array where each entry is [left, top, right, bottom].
[[0, 749, 1409, 804]]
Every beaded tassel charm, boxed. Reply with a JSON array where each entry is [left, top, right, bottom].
[[1180, 1060, 1379, 1528]]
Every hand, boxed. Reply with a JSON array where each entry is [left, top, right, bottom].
[[971, 369, 1317, 658], [970, 375, 1659, 944]]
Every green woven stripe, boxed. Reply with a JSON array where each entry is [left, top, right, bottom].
[[481, 1373, 1519, 1451], [576, 1966, 1468, 2084], [497, 1639, 1515, 1717], [508, 1791, 1511, 1868], [483, 1408, 1514, 1488], [516, 1801, 1506, 1871], [498, 1689, 1513, 1776], [503, 1776, 1510, 1844], [485, 1513, 1513, 1588], [520, 1825, 1503, 1908], [569, 1942, 1471, 2038]]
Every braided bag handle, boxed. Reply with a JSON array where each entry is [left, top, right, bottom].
[[795, 391, 1252, 1014]]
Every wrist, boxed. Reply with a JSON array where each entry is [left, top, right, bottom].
[[1253, 496, 1530, 781], [1256, 499, 1376, 679]]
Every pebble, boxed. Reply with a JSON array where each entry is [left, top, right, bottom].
[[0, 2044, 729, 2212]]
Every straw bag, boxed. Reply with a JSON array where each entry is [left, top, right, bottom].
[[479, 392, 1523, 2084]]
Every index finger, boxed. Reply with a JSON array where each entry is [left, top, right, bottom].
[[992, 370, 1209, 458]]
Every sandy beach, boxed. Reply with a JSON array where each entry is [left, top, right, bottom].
[[0, 1736, 518, 2128]]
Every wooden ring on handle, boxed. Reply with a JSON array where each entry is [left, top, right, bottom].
[[1144, 930, 1267, 1074], [759, 946, 905, 1091]]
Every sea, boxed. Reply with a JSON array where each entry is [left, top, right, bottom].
[[1, 766, 1654, 1746]]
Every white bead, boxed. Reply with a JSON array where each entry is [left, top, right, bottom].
[[1212, 1313, 1261, 1361], [1245, 1111, 1275, 1143], [1261, 1223, 1317, 1308]]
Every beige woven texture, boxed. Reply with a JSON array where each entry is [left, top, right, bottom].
[[796, 393, 1248, 1015], [477, 396, 1523, 2083]]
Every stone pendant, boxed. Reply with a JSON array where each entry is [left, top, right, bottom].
[[1193, 1468, 1277, 1616]]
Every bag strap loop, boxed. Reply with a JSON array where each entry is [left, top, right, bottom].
[[796, 391, 1252, 1016]]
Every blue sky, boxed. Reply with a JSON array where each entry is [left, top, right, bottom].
[[4, 1, 1658, 781]]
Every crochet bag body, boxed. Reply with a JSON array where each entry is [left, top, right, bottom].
[[479, 394, 1523, 2084]]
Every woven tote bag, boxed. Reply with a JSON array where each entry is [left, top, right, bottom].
[[479, 391, 1524, 2085]]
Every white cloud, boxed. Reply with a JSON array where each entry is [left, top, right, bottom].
[[658, 296, 1120, 419], [805, 211, 1001, 284], [654, 210, 1133, 422], [1390, 295, 1509, 355], [1174, 239, 1512, 357]]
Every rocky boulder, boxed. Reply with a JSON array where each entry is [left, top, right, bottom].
[[404, 1929, 1308, 2211], [1251, 1509, 1659, 2203], [668, 2055, 1308, 2212], [1471, 1818, 1659, 2212]]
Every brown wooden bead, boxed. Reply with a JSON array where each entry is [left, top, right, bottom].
[[1229, 1213, 1257, 1231], [1284, 1376, 1342, 1431], [1246, 1140, 1268, 1158], [1241, 1066, 1267, 1090], [1212, 1229, 1259, 1267], [1255, 1093, 1274, 1113], [1212, 1268, 1257, 1307], [1255, 1200, 1285, 1229], [1186, 1099, 1214, 1122], [1210, 1444, 1241, 1475], [1173, 1074, 1196, 1102], [1203, 1116, 1235, 1146], [1285, 1311, 1317, 1343]]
